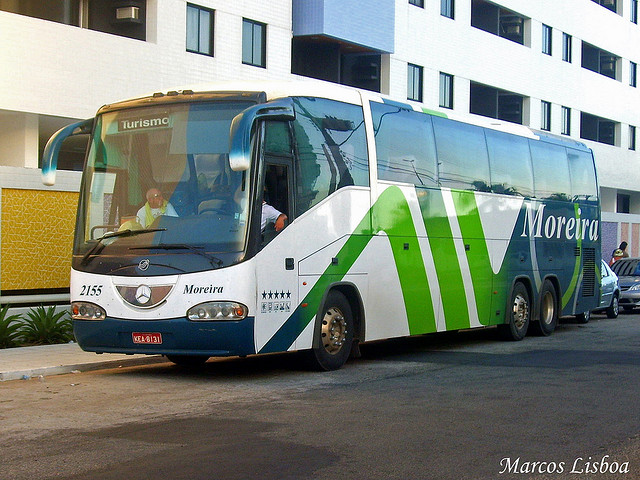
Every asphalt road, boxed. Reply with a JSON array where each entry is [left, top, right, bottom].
[[1, 313, 639, 480]]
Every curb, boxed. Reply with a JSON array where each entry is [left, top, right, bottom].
[[0, 343, 167, 382], [0, 356, 167, 382]]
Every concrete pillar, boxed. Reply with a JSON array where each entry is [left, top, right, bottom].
[[0, 112, 39, 168]]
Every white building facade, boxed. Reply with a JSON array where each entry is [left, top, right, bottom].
[[0, 0, 638, 301]]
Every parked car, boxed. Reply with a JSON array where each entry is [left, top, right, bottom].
[[592, 259, 620, 319], [609, 257, 640, 312]]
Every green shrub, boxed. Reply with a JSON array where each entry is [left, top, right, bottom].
[[0, 305, 23, 348], [21, 306, 73, 345]]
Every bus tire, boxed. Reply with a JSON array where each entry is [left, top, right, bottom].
[[498, 281, 530, 341], [166, 355, 209, 367], [530, 280, 558, 336], [307, 290, 354, 371]]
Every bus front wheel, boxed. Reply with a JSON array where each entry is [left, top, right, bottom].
[[499, 282, 530, 341], [307, 291, 354, 371]]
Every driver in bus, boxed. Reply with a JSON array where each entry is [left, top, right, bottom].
[[136, 187, 178, 227], [261, 201, 287, 233], [228, 183, 287, 233]]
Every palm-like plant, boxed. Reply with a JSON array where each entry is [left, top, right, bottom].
[[21, 306, 73, 345], [0, 305, 23, 348]]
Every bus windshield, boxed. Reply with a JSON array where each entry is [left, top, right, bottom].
[[74, 101, 254, 273]]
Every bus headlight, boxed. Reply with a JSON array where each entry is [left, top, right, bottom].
[[71, 302, 106, 320], [187, 302, 248, 321]]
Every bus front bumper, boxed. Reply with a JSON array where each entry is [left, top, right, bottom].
[[73, 316, 256, 357]]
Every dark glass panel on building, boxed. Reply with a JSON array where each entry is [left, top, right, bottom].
[[581, 42, 619, 80], [580, 112, 617, 146], [470, 82, 524, 125], [0, 0, 80, 24], [292, 37, 381, 93], [471, 0, 526, 45]]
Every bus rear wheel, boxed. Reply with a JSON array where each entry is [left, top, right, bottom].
[[307, 291, 354, 371], [531, 280, 558, 336], [499, 281, 530, 341]]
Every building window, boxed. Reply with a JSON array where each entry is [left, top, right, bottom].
[[186, 4, 214, 56], [617, 193, 630, 213], [242, 18, 266, 67], [470, 82, 526, 125], [541, 101, 551, 131], [439, 72, 454, 109], [471, 0, 527, 46], [630, 126, 637, 150], [407, 64, 423, 102], [0, 0, 146, 41], [581, 42, 619, 80], [561, 106, 571, 135], [592, 0, 617, 14], [441, 0, 454, 18], [631, 62, 638, 87], [632, 0, 638, 23], [562, 33, 572, 62], [580, 112, 617, 146], [409, 0, 424, 7], [542, 24, 552, 55]]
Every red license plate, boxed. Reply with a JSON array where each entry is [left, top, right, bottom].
[[132, 332, 163, 344]]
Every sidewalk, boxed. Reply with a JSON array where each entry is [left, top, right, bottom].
[[0, 343, 165, 381]]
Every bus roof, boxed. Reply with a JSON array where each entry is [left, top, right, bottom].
[[99, 79, 590, 151]]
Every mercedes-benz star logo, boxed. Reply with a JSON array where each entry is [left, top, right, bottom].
[[135, 285, 152, 305], [138, 259, 150, 271]]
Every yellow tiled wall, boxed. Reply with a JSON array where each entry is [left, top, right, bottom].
[[1, 188, 78, 290]]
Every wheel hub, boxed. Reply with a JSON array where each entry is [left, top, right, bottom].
[[512, 294, 529, 329], [321, 307, 347, 355], [540, 291, 555, 325]]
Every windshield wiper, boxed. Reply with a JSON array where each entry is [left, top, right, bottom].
[[81, 228, 166, 266], [129, 243, 224, 268]]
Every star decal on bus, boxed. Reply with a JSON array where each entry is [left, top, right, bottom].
[[261, 290, 292, 299]]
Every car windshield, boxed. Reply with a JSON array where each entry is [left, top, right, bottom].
[[611, 259, 640, 276], [74, 101, 254, 272]]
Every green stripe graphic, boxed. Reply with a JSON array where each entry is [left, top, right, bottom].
[[260, 186, 514, 353], [260, 186, 436, 353], [562, 203, 583, 307], [451, 191, 496, 326], [418, 190, 470, 330]]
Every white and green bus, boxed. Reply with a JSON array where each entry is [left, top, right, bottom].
[[43, 82, 600, 370]]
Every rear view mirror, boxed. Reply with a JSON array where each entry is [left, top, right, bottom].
[[228, 99, 295, 172], [42, 118, 93, 185]]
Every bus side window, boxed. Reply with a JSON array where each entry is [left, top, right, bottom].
[[291, 97, 369, 217], [567, 148, 597, 203], [432, 116, 491, 192], [485, 129, 533, 197], [262, 120, 295, 247], [370, 102, 437, 187], [262, 163, 290, 247], [264, 164, 289, 218], [529, 140, 571, 201]]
